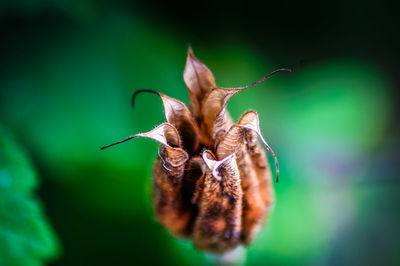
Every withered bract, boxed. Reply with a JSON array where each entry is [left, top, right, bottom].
[[101, 48, 290, 253]]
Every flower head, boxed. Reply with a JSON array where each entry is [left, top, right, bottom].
[[102, 47, 291, 253]]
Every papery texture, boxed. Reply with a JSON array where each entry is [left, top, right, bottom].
[[102, 47, 290, 253]]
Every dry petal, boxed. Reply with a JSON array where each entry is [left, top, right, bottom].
[[244, 130, 275, 207], [132, 90, 201, 153], [101, 123, 180, 148], [202, 150, 236, 181], [152, 157, 193, 237], [238, 111, 279, 182], [201, 68, 291, 145], [214, 116, 273, 244], [101, 123, 188, 176], [215, 124, 244, 160], [200, 87, 237, 143], [193, 150, 242, 253], [235, 145, 269, 245], [183, 47, 216, 122]]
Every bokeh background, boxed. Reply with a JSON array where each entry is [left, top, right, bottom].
[[1, 1, 399, 265]]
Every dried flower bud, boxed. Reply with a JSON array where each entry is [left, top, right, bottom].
[[101, 48, 291, 253]]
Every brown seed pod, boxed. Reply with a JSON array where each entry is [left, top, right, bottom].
[[193, 151, 242, 252], [101, 47, 291, 253]]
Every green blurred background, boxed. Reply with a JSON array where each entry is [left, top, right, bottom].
[[0, 0, 399, 265]]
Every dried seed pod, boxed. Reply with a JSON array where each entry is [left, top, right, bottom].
[[193, 151, 242, 253], [101, 47, 291, 253]]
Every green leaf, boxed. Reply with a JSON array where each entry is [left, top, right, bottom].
[[0, 125, 60, 266]]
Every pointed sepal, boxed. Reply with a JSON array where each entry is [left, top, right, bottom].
[[184, 47, 216, 121]]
